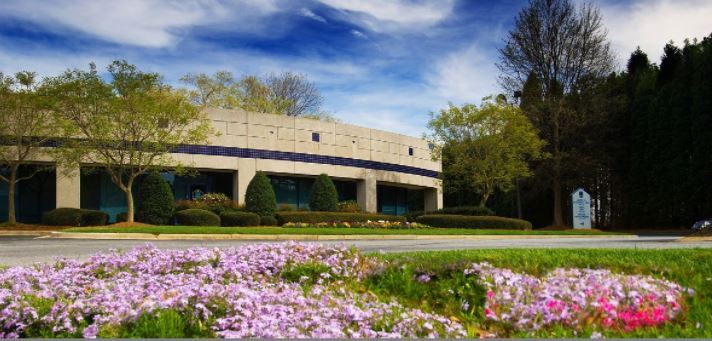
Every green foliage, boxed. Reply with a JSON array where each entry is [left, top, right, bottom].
[[275, 211, 406, 225], [428, 98, 546, 208], [219, 211, 260, 227], [366, 263, 486, 331], [337, 200, 361, 213], [42, 208, 108, 226], [416, 214, 532, 230], [136, 173, 175, 225], [245, 171, 277, 216], [309, 173, 338, 212], [175, 197, 243, 216], [47, 60, 212, 223], [174, 209, 220, 226], [281, 261, 334, 286], [406, 206, 495, 222], [105, 309, 213, 338], [260, 215, 278, 226]]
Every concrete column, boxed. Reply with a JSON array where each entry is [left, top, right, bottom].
[[56, 164, 81, 209], [357, 176, 377, 213], [235, 158, 256, 206], [424, 187, 443, 211]]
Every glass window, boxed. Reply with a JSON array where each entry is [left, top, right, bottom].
[[312, 132, 320, 142]]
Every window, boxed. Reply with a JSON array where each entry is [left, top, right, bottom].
[[408, 147, 414, 156], [312, 132, 320, 142]]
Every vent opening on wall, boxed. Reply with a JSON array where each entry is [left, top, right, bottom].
[[408, 147, 414, 156], [312, 132, 320, 142]]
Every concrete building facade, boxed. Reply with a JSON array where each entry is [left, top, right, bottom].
[[1, 108, 442, 222]]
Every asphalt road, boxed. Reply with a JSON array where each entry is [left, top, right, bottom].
[[0, 235, 709, 266]]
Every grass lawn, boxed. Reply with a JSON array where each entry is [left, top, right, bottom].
[[61, 225, 628, 235], [368, 248, 712, 337]]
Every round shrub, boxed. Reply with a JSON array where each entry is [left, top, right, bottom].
[[80, 210, 109, 226], [42, 208, 108, 227], [220, 211, 260, 227], [260, 216, 278, 226], [275, 211, 406, 225], [309, 174, 338, 212], [175, 209, 220, 226], [136, 173, 175, 225], [245, 171, 276, 216], [415, 214, 532, 230]]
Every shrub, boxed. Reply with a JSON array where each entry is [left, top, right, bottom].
[[42, 208, 109, 227], [136, 173, 175, 225], [117, 212, 128, 223], [415, 214, 532, 230], [405, 206, 495, 222], [80, 210, 110, 226], [175, 209, 220, 226], [260, 216, 278, 226], [175, 197, 243, 216], [309, 174, 338, 212], [220, 211, 260, 227], [195, 192, 231, 205], [275, 212, 406, 225], [337, 200, 361, 213], [245, 171, 277, 216]]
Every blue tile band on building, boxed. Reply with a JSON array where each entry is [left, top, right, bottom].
[[173, 144, 440, 178], [33, 139, 440, 178]]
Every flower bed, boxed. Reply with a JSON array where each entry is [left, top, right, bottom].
[[464, 262, 691, 335], [0, 243, 463, 338], [282, 221, 430, 229]]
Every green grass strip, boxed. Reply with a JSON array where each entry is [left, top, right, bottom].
[[62, 225, 628, 235]]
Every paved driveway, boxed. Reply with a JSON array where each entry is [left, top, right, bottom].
[[0, 235, 709, 266]]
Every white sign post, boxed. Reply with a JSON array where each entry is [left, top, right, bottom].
[[571, 188, 591, 229]]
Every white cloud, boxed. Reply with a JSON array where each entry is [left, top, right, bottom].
[[0, 0, 281, 48], [351, 30, 367, 39], [300, 8, 327, 23], [601, 0, 712, 63], [427, 43, 500, 105], [317, 0, 454, 33]]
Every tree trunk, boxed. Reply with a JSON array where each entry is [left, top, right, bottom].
[[552, 177, 564, 227], [479, 190, 490, 208], [125, 188, 134, 223], [7, 168, 17, 225]]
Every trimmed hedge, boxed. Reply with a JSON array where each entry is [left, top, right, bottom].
[[415, 214, 532, 230], [405, 206, 496, 222], [175, 209, 220, 226], [275, 211, 406, 225], [136, 173, 175, 225], [260, 216, 278, 226], [220, 211, 260, 227], [245, 171, 277, 216], [42, 208, 109, 227], [309, 174, 338, 212]]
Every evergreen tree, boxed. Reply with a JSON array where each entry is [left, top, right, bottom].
[[309, 173, 338, 212], [136, 172, 175, 225], [245, 171, 276, 216]]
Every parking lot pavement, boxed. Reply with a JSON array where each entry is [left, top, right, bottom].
[[0, 235, 709, 266]]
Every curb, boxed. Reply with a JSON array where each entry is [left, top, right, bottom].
[[0, 231, 56, 237], [47, 231, 638, 241]]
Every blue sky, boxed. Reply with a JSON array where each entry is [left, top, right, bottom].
[[1, 0, 710, 136]]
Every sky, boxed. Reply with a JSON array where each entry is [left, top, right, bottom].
[[0, 0, 710, 137]]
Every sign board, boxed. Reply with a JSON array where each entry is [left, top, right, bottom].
[[571, 188, 591, 229]]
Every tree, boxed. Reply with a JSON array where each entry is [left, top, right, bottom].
[[48, 61, 212, 223], [498, 0, 614, 226], [0, 71, 56, 224], [136, 172, 175, 225], [309, 173, 338, 212], [427, 97, 546, 208], [265, 72, 323, 116], [245, 171, 276, 216], [238, 75, 293, 115], [179, 71, 241, 109]]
